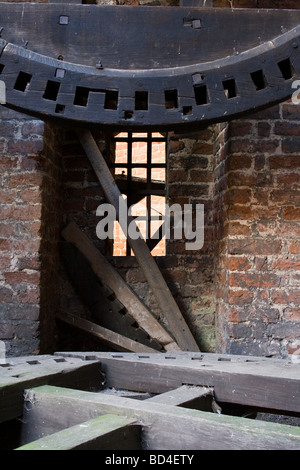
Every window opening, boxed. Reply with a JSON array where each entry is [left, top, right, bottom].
[[112, 132, 167, 256]]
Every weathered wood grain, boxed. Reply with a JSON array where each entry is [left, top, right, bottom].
[[56, 311, 159, 353], [1, 4, 300, 128], [56, 352, 300, 414], [0, 355, 103, 423], [22, 385, 300, 450], [61, 222, 179, 351], [16, 414, 140, 451], [76, 130, 199, 352]]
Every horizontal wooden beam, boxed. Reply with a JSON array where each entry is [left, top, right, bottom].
[[16, 414, 140, 451], [56, 352, 300, 415], [147, 384, 214, 411], [22, 385, 300, 450], [0, 355, 102, 424]]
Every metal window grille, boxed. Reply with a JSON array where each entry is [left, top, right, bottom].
[[112, 132, 167, 256]]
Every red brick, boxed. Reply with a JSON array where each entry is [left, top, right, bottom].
[[283, 206, 300, 221], [269, 156, 300, 169], [228, 289, 253, 306], [226, 154, 252, 171], [229, 272, 280, 289], [18, 287, 40, 304], [284, 308, 300, 322], [274, 121, 300, 136], [168, 140, 185, 154], [225, 222, 251, 236], [271, 290, 300, 305], [227, 256, 252, 271], [192, 142, 214, 155], [20, 188, 42, 204], [225, 188, 252, 205], [272, 259, 300, 271], [7, 139, 44, 155], [229, 206, 252, 220], [8, 173, 43, 187], [0, 157, 19, 171], [289, 243, 300, 254], [0, 287, 13, 302], [5, 271, 40, 286], [229, 239, 282, 255]]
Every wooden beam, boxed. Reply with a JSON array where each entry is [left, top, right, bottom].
[[58, 352, 300, 415], [16, 414, 140, 451], [76, 129, 199, 352], [61, 222, 179, 351], [0, 355, 102, 424], [147, 385, 214, 411], [56, 311, 159, 354], [22, 385, 300, 450]]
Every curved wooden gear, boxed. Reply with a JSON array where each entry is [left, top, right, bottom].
[[1, 3, 300, 129]]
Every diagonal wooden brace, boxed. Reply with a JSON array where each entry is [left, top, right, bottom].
[[76, 128, 199, 352]]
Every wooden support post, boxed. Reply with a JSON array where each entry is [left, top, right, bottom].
[[76, 129, 199, 352], [61, 222, 179, 351]]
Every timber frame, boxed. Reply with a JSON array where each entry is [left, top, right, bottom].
[[0, 352, 299, 450], [0, 1, 300, 451]]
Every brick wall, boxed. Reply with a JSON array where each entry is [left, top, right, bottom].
[[0, 0, 299, 357], [214, 103, 300, 356], [0, 105, 62, 355]]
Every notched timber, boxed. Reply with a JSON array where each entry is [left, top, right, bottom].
[[61, 222, 180, 351], [64, 352, 300, 415], [0, 355, 103, 424], [1, 4, 300, 128]]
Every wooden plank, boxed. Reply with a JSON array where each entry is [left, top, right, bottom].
[[58, 352, 300, 415], [16, 414, 140, 451], [61, 222, 179, 351], [0, 355, 103, 424], [76, 129, 199, 352], [61, 242, 165, 352], [22, 386, 300, 450], [147, 385, 214, 411], [56, 311, 159, 354]]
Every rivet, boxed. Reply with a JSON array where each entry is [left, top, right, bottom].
[[59, 15, 69, 25]]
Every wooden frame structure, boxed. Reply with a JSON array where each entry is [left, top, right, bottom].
[[0, 1, 300, 451], [0, 352, 299, 450]]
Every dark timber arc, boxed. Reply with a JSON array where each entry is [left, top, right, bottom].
[[0, 4, 300, 129]]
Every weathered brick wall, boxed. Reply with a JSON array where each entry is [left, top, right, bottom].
[[214, 103, 300, 356], [0, 105, 62, 355], [166, 128, 217, 350]]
